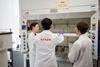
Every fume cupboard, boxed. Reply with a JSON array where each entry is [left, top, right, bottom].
[[26, 18, 90, 61], [19, 17, 96, 67], [18, 11, 98, 67], [18, 0, 98, 67]]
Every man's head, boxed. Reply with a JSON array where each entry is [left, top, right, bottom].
[[30, 22, 39, 33], [75, 22, 89, 36], [41, 18, 52, 30]]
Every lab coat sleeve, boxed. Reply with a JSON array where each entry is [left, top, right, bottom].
[[68, 43, 80, 63], [28, 37, 34, 51], [28, 36, 37, 53], [53, 34, 64, 45], [28, 36, 37, 67]]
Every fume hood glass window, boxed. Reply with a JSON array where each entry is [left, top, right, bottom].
[[25, 18, 90, 64], [55, 36, 78, 60], [51, 18, 90, 33]]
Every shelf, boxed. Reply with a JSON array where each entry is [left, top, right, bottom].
[[28, 32, 77, 37], [54, 33, 77, 37], [63, 33, 77, 37]]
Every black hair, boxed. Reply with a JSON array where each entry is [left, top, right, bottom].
[[30, 22, 38, 30], [41, 18, 52, 30], [76, 22, 89, 34]]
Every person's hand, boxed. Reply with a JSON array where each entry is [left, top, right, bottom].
[[58, 31, 64, 35]]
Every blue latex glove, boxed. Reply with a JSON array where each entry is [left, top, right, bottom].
[[58, 31, 64, 35]]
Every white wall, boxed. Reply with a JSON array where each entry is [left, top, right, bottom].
[[0, 0, 13, 29], [0, 0, 20, 49]]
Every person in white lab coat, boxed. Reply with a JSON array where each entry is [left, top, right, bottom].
[[32, 18, 64, 67], [68, 22, 93, 67], [28, 22, 40, 67]]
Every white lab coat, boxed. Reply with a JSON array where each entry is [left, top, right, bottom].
[[32, 30, 64, 67], [28, 32, 36, 67], [68, 34, 93, 67]]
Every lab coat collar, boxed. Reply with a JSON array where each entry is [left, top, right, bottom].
[[42, 30, 52, 33], [79, 33, 87, 39], [30, 31, 36, 36]]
